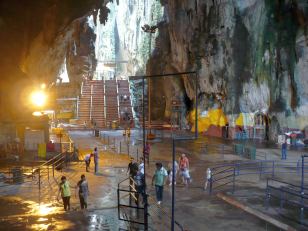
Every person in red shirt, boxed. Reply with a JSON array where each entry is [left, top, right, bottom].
[[179, 153, 190, 185]]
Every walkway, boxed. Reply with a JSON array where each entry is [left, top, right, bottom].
[[0, 130, 307, 230]]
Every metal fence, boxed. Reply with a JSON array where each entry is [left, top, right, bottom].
[[209, 159, 307, 194], [265, 178, 308, 224]]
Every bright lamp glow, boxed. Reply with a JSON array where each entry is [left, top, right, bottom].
[[31, 91, 47, 107]]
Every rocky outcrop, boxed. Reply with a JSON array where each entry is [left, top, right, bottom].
[[0, 0, 107, 119], [147, 0, 308, 138]]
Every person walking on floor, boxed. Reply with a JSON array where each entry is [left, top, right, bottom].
[[152, 163, 168, 205], [168, 160, 179, 186], [57, 176, 71, 211], [77, 174, 89, 210], [179, 153, 190, 185], [139, 157, 145, 175], [204, 168, 212, 191], [134, 169, 145, 205], [281, 140, 287, 160], [93, 147, 99, 174]]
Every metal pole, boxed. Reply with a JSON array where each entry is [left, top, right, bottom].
[[171, 138, 176, 231], [148, 34, 152, 135], [38, 168, 41, 191], [142, 77, 148, 230], [301, 155, 304, 192], [120, 141, 122, 154], [195, 73, 198, 139]]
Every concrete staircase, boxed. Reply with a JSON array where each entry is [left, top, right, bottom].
[[78, 79, 133, 128], [118, 80, 133, 127], [105, 80, 119, 126], [78, 80, 105, 128]]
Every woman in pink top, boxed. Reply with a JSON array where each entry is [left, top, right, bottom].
[[179, 153, 190, 185]]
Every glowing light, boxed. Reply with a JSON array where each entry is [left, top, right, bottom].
[[32, 111, 44, 116], [31, 91, 47, 107], [41, 83, 46, 89]]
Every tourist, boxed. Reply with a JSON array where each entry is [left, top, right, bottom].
[[204, 168, 212, 191], [84, 153, 92, 172], [77, 174, 89, 210], [144, 142, 151, 165], [127, 157, 139, 178], [281, 140, 287, 160], [152, 163, 168, 205], [134, 169, 145, 205], [179, 153, 190, 185], [139, 157, 145, 175], [168, 160, 179, 186], [57, 176, 71, 211], [93, 147, 99, 173]]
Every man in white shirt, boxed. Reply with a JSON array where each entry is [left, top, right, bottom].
[[84, 154, 91, 172]]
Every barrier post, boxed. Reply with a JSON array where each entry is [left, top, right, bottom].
[[272, 161, 275, 178], [114, 137, 116, 149], [38, 168, 41, 191], [259, 161, 263, 179], [52, 162, 55, 177], [47, 165, 49, 181], [209, 176, 213, 195], [120, 141, 122, 154], [232, 167, 236, 194], [32, 165, 34, 180], [265, 178, 270, 210]]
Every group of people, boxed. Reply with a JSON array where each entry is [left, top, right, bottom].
[[151, 153, 191, 205], [57, 144, 212, 211], [126, 153, 192, 205], [57, 147, 100, 211], [57, 174, 89, 211]]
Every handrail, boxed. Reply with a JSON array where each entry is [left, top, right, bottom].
[[267, 178, 308, 191]]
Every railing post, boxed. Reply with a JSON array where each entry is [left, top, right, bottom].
[[114, 137, 116, 149], [272, 161, 275, 178], [32, 164, 34, 180], [137, 148, 139, 161], [259, 161, 263, 179], [108, 136, 110, 145], [120, 141, 122, 154], [265, 178, 270, 210], [38, 167, 41, 191], [52, 161, 55, 177], [232, 167, 236, 194], [117, 188, 120, 220], [127, 143, 130, 157], [209, 176, 213, 195]]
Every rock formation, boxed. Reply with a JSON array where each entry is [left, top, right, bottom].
[[147, 0, 308, 140]]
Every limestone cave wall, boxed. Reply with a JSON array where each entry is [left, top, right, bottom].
[[0, 0, 107, 120], [148, 0, 308, 139]]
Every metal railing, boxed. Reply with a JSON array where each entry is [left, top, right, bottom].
[[100, 134, 142, 160], [265, 178, 308, 224], [117, 177, 147, 229], [209, 159, 308, 194]]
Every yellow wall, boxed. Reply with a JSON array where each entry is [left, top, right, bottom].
[[189, 108, 228, 132]]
